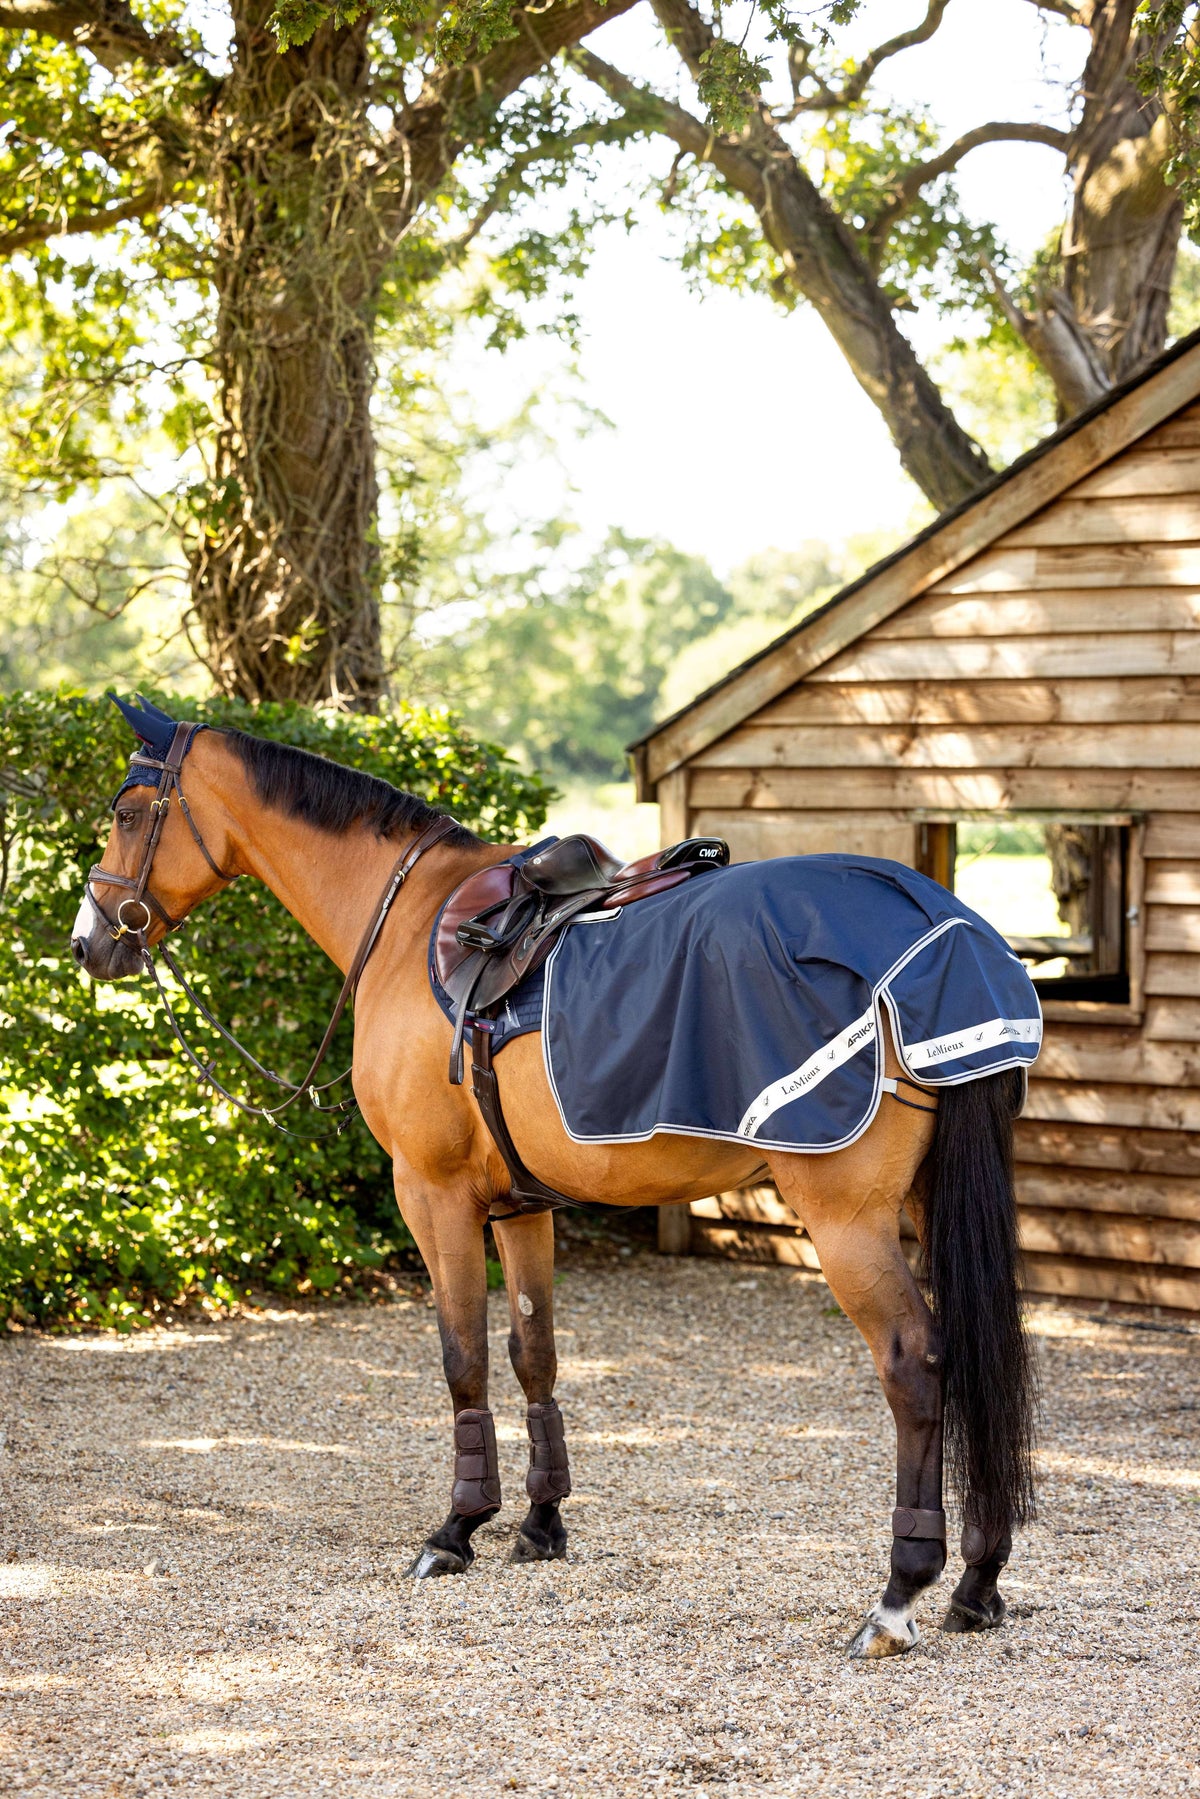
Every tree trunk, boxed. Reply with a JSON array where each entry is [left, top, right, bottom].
[[1064, 0, 1184, 386], [1003, 1, 1185, 415], [190, 5, 386, 707]]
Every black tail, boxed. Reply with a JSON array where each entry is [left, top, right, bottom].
[[925, 1067, 1038, 1544]]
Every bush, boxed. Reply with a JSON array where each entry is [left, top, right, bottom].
[[0, 689, 552, 1328]]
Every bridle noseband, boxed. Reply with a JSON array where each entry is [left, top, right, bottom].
[[88, 722, 235, 939], [86, 722, 459, 1137]]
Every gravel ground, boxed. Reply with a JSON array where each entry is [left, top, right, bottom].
[[1, 1237, 1198, 1799]]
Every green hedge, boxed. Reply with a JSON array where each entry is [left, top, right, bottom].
[[0, 689, 551, 1328]]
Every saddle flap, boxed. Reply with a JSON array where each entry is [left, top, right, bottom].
[[434, 861, 518, 988]]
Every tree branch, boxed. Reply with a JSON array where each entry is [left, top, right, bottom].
[[648, 0, 716, 86], [0, 182, 175, 256], [865, 120, 1070, 241], [0, 0, 194, 71], [984, 259, 1110, 412], [578, 42, 995, 511], [831, 0, 953, 108], [775, 0, 956, 114], [448, 116, 639, 255], [1020, 0, 1083, 21], [385, 0, 642, 228], [576, 48, 766, 199]]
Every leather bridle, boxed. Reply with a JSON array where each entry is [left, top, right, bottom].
[[85, 722, 459, 1136], [88, 722, 235, 940]]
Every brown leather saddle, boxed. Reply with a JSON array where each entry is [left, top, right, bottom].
[[432, 831, 730, 1216]]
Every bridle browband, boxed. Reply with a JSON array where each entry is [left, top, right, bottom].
[[87, 722, 459, 1136]]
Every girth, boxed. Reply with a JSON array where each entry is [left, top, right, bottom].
[[433, 832, 730, 1218]]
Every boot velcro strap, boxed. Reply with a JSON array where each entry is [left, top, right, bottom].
[[892, 1506, 947, 1541]]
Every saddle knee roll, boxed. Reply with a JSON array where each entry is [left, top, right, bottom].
[[525, 1399, 571, 1504], [452, 1407, 502, 1516]]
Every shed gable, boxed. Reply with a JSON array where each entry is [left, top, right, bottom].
[[653, 382, 1200, 1311]]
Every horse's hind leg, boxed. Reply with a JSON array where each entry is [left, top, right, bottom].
[[491, 1209, 571, 1564], [769, 1084, 942, 1659]]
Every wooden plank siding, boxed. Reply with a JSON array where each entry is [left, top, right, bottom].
[[694, 723, 1200, 769], [688, 810, 918, 865], [653, 370, 1200, 1309], [691, 767, 1200, 811], [686, 1212, 1200, 1310], [807, 634, 1200, 682], [871, 590, 1200, 638], [752, 677, 1200, 727]]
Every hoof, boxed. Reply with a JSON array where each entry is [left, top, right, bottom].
[[846, 1606, 918, 1660], [406, 1542, 473, 1579], [942, 1592, 1006, 1634], [510, 1529, 567, 1565]]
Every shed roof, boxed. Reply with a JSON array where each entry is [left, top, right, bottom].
[[632, 325, 1200, 799]]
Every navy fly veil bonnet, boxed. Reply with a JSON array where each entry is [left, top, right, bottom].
[[108, 693, 199, 801]]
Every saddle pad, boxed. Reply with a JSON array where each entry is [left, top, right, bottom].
[[538, 854, 1043, 1153], [429, 955, 546, 1053]]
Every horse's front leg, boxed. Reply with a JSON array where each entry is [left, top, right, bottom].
[[491, 1208, 570, 1564], [396, 1179, 500, 1578]]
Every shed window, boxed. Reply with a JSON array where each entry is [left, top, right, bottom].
[[916, 819, 1132, 1004]]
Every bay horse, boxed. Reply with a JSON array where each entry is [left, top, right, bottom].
[[71, 706, 1037, 1659]]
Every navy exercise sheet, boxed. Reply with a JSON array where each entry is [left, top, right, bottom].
[[430, 852, 1042, 1154]]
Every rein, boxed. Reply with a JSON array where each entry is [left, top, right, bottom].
[[87, 723, 459, 1137]]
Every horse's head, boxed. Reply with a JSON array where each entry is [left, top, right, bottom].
[[72, 696, 236, 981]]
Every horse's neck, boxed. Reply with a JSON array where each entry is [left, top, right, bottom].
[[188, 736, 501, 973], [211, 773, 470, 977], [233, 813, 403, 974]]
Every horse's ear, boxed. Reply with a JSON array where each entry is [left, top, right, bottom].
[[133, 694, 177, 726], [106, 691, 178, 759]]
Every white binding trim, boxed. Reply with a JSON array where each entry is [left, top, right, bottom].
[[738, 1006, 877, 1138], [904, 1014, 1043, 1070]]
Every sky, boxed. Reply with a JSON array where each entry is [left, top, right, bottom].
[[443, 0, 1084, 574]]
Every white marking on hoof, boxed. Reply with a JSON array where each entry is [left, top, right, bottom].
[[846, 1603, 919, 1661], [518, 1291, 534, 1317], [410, 1549, 441, 1579]]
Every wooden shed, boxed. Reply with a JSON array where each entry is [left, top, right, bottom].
[[633, 328, 1200, 1313]]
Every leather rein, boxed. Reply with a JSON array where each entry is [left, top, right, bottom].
[[87, 722, 458, 1137]]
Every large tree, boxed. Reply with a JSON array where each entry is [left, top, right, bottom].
[[0, 0, 635, 704]]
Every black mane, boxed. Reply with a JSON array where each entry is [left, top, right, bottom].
[[225, 731, 476, 846]]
